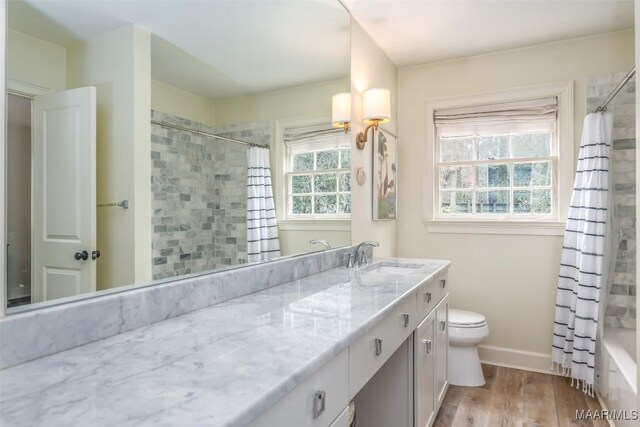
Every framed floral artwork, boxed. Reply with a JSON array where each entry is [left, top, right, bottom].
[[373, 129, 397, 220]]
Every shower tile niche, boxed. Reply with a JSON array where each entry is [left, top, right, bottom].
[[150, 111, 270, 280], [587, 72, 636, 329]]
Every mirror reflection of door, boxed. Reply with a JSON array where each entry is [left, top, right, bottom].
[[7, 88, 97, 306]]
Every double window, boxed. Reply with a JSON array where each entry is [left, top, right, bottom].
[[432, 95, 564, 222], [438, 132, 555, 217], [284, 125, 351, 219]]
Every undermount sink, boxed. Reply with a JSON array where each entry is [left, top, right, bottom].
[[359, 261, 422, 276]]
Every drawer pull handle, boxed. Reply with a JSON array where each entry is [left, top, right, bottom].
[[440, 279, 447, 289], [440, 321, 447, 331], [374, 338, 383, 356], [422, 339, 432, 353], [313, 390, 326, 419], [425, 292, 432, 303], [401, 313, 410, 328]]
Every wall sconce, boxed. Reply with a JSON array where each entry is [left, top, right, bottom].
[[332, 92, 351, 134], [356, 88, 391, 150]]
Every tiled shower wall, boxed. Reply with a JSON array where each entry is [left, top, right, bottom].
[[150, 110, 270, 280], [587, 72, 636, 329]]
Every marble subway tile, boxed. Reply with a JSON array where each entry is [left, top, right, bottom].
[[587, 73, 636, 329]]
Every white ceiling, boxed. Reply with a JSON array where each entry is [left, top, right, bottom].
[[343, 0, 635, 66], [8, 0, 351, 99]]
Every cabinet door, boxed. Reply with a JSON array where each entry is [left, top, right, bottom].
[[435, 295, 449, 408], [414, 311, 436, 427]]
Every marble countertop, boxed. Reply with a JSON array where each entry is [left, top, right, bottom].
[[0, 258, 449, 427]]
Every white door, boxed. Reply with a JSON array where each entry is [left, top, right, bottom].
[[32, 87, 97, 302], [415, 311, 436, 427]]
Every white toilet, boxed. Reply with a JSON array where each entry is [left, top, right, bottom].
[[448, 309, 489, 387]]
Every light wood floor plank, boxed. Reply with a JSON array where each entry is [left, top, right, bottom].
[[433, 404, 458, 427], [585, 394, 608, 427], [552, 375, 593, 427], [450, 387, 492, 427], [523, 371, 558, 427], [434, 365, 604, 427], [486, 366, 526, 427], [441, 385, 464, 408], [480, 364, 497, 392]]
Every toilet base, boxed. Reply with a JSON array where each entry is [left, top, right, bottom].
[[448, 345, 485, 387]]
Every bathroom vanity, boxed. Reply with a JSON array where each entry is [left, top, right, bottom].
[[0, 251, 450, 427]]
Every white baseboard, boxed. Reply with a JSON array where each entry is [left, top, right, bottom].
[[478, 344, 561, 375]]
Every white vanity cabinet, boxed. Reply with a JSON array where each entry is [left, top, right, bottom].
[[434, 295, 449, 407], [250, 349, 349, 427], [415, 309, 436, 427], [414, 276, 449, 427], [251, 270, 450, 427]]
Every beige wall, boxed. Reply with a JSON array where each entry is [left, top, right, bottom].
[[350, 19, 398, 257], [7, 30, 66, 91], [280, 229, 351, 255], [151, 80, 216, 126], [215, 79, 349, 126], [397, 29, 634, 366], [216, 78, 351, 255], [67, 26, 152, 290]]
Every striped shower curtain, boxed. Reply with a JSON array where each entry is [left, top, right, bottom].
[[246, 146, 281, 263], [552, 112, 613, 395]]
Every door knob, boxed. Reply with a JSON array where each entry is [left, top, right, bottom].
[[74, 250, 89, 261], [92, 250, 101, 260]]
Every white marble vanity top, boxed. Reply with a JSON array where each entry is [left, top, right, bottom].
[[0, 258, 449, 427]]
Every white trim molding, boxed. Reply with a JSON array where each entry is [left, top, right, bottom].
[[478, 345, 561, 375], [423, 82, 574, 235], [7, 79, 52, 98], [425, 219, 565, 236], [278, 219, 350, 232]]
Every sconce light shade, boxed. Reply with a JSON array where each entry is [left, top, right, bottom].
[[332, 92, 351, 131], [362, 88, 391, 125]]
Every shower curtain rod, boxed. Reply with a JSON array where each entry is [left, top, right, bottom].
[[594, 67, 636, 113], [150, 120, 269, 149]]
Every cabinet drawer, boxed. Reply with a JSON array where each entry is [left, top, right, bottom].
[[251, 349, 349, 427], [349, 293, 417, 398], [417, 273, 448, 318]]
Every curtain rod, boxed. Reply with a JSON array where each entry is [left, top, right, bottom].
[[594, 67, 636, 113], [150, 120, 270, 149]]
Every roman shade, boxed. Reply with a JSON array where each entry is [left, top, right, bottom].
[[434, 97, 558, 137]]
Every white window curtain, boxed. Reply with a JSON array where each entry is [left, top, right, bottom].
[[246, 146, 280, 263], [551, 112, 613, 396], [434, 97, 558, 136]]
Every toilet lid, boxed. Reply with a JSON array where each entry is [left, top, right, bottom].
[[449, 309, 486, 328]]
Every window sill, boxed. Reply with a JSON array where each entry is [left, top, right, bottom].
[[279, 219, 350, 232], [424, 219, 566, 236]]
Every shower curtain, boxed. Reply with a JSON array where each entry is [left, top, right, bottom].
[[246, 146, 281, 263], [552, 112, 613, 396]]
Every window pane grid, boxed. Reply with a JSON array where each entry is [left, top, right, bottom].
[[286, 145, 351, 217], [437, 132, 555, 217]]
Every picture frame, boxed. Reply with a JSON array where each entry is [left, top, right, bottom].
[[372, 129, 397, 220]]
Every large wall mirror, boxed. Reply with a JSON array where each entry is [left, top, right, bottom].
[[5, 0, 351, 311]]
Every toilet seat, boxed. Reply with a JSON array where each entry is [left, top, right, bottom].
[[449, 309, 486, 329]]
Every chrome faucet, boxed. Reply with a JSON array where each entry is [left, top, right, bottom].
[[353, 241, 379, 267], [309, 239, 331, 250]]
